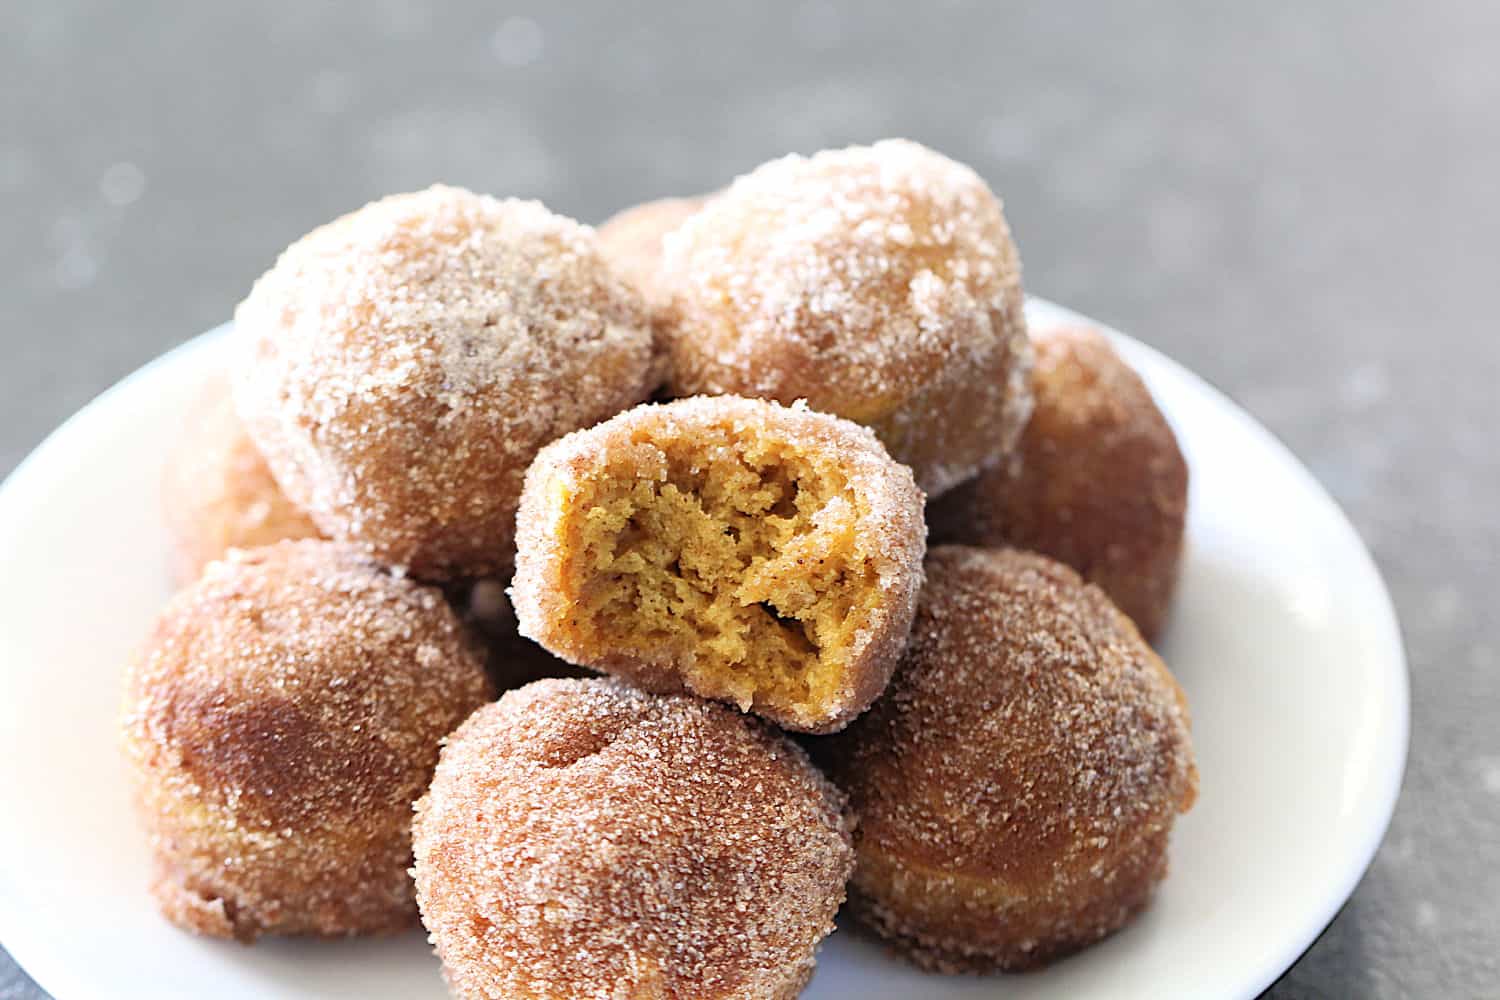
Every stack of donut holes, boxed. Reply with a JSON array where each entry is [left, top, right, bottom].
[[128, 139, 1196, 998]]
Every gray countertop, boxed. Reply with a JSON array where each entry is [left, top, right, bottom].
[[3, 2, 1496, 996]]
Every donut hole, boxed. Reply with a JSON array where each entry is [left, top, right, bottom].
[[565, 425, 883, 722]]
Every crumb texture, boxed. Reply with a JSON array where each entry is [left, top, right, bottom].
[[817, 545, 1197, 971], [232, 184, 655, 578], [659, 139, 1032, 495], [120, 540, 494, 940], [413, 678, 855, 1000], [930, 325, 1188, 639], [510, 395, 925, 733]]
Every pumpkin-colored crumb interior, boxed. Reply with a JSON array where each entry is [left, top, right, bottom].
[[563, 425, 882, 719]]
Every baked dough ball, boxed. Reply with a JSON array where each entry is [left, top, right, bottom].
[[510, 395, 926, 734], [817, 546, 1197, 972], [597, 194, 710, 312], [120, 540, 494, 941], [161, 373, 321, 584], [658, 139, 1032, 496], [412, 677, 854, 1000], [232, 185, 656, 579], [930, 325, 1188, 639]]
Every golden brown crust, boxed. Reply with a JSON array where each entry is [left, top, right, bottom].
[[658, 139, 1032, 496], [232, 185, 656, 579], [816, 546, 1197, 972], [120, 540, 494, 941], [412, 678, 855, 999], [161, 373, 321, 585], [598, 194, 715, 392], [509, 395, 926, 733], [596, 194, 711, 312], [930, 325, 1189, 639]]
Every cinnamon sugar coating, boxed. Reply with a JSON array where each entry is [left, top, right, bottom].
[[930, 326, 1188, 639], [232, 185, 656, 579], [412, 678, 855, 1000], [658, 139, 1033, 496], [161, 373, 321, 584], [597, 194, 711, 312], [598, 194, 714, 392], [510, 395, 925, 734], [816, 546, 1197, 972], [119, 540, 494, 941]]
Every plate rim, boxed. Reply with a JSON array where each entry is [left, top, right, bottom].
[[1032, 298, 1410, 998], [0, 298, 1410, 1000]]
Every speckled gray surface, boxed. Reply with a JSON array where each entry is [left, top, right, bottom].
[[2, 1, 1496, 997]]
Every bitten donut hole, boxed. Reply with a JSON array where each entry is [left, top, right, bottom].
[[568, 426, 881, 720], [512, 394, 925, 733]]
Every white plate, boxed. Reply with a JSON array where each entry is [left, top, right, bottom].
[[0, 299, 1407, 1000]]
